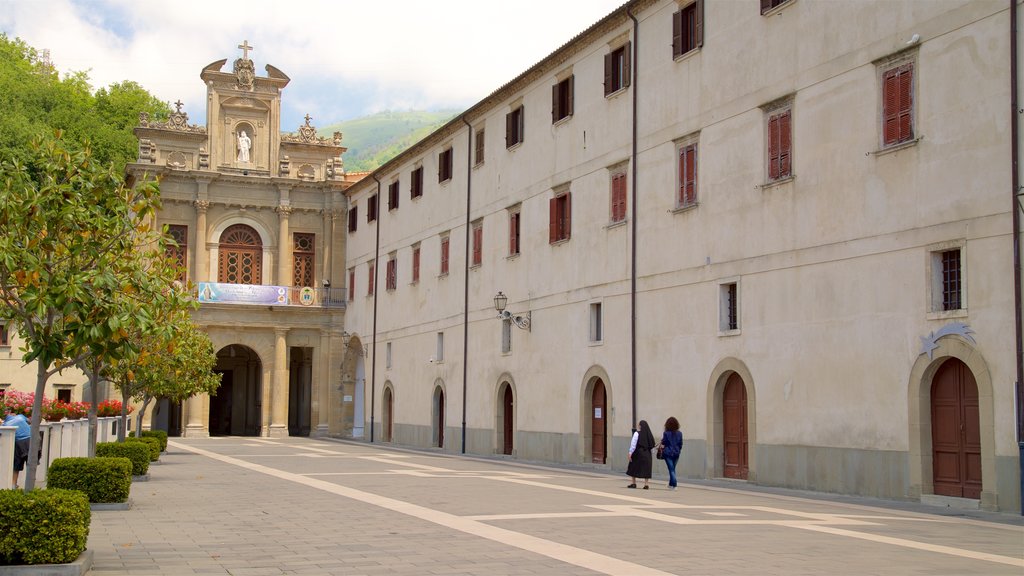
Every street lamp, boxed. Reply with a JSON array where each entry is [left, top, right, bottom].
[[494, 291, 531, 331]]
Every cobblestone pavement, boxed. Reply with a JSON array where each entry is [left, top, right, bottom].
[[84, 437, 1024, 575]]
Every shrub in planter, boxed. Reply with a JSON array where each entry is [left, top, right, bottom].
[[141, 429, 168, 451], [47, 457, 132, 503], [0, 488, 90, 565], [126, 436, 161, 462], [95, 441, 150, 476]]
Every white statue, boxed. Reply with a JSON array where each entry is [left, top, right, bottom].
[[237, 130, 251, 163]]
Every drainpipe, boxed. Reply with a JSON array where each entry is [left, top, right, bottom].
[[1010, 0, 1024, 516], [369, 175, 381, 443], [628, 6, 640, 427], [461, 117, 473, 454]]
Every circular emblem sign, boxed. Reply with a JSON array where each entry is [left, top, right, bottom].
[[299, 286, 315, 306]]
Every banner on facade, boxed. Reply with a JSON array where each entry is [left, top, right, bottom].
[[197, 282, 288, 305]]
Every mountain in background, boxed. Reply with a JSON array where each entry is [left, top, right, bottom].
[[320, 109, 460, 173]]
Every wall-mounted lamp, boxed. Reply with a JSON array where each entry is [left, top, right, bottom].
[[494, 291, 531, 331]]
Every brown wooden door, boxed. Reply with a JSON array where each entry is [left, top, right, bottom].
[[591, 379, 606, 464], [383, 389, 393, 442], [218, 224, 263, 284], [502, 386, 514, 455], [437, 390, 445, 448], [931, 359, 982, 499], [723, 373, 749, 479]]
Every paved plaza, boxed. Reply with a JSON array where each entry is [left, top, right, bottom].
[[84, 437, 1023, 575]]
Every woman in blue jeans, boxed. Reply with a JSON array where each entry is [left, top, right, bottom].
[[659, 416, 683, 490]]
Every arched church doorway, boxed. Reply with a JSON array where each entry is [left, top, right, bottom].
[[930, 358, 982, 499], [723, 372, 749, 479], [589, 378, 607, 464], [382, 386, 394, 442], [497, 382, 514, 455], [432, 385, 445, 448], [210, 345, 262, 436]]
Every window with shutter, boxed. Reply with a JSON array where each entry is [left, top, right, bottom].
[[439, 147, 453, 182], [412, 245, 420, 283], [673, 1, 702, 58], [348, 268, 355, 301], [677, 143, 698, 207], [552, 76, 574, 123], [367, 194, 378, 222], [767, 107, 792, 182], [760, 0, 791, 15], [411, 167, 424, 199], [610, 172, 627, 223], [506, 106, 524, 148], [440, 236, 450, 275], [475, 127, 485, 165], [348, 206, 358, 233], [368, 261, 375, 296], [472, 221, 483, 266], [509, 211, 521, 256], [0, 323, 8, 347], [388, 181, 399, 210], [386, 255, 397, 291], [882, 62, 914, 147], [550, 192, 572, 243], [604, 43, 631, 96]]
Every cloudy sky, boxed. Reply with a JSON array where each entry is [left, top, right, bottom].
[[0, 0, 626, 130]]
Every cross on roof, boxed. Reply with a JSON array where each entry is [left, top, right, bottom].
[[174, 100, 184, 113], [304, 114, 312, 126], [237, 40, 254, 61]]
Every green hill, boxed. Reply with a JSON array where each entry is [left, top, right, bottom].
[[321, 110, 460, 173]]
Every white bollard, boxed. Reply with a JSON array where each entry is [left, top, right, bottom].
[[0, 426, 15, 490]]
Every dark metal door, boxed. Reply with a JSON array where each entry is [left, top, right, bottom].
[[723, 373, 749, 479], [931, 359, 982, 499], [591, 379, 606, 464], [502, 387, 514, 455]]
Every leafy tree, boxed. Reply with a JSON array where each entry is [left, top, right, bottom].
[[0, 131, 187, 490], [104, 310, 220, 440]]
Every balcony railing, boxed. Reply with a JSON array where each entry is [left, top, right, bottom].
[[195, 282, 347, 308]]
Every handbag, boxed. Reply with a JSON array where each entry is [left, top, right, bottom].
[[656, 444, 664, 460]]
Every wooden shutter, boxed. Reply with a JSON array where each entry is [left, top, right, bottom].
[[882, 63, 914, 147], [898, 63, 913, 142], [441, 238, 449, 274], [779, 110, 792, 178], [564, 192, 572, 240], [612, 174, 626, 222], [412, 248, 420, 282], [387, 258, 396, 290], [475, 129, 484, 164], [672, 10, 683, 57], [680, 144, 697, 205], [349, 269, 355, 301], [509, 213, 518, 255], [768, 114, 780, 181], [348, 206, 357, 232], [473, 225, 482, 265], [603, 52, 613, 95], [552, 83, 559, 123], [696, 0, 704, 48], [567, 76, 574, 116], [506, 111, 513, 147], [368, 262, 374, 295], [549, 197, 558, 243], [623, 42, 632, 88]]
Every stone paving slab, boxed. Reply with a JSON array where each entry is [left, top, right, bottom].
[[83, 437, 1024, 575]]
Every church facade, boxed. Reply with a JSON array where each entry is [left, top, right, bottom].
[[341, 0, 1022, 512]]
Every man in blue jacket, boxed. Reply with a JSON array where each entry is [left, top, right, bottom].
[[2, 405, 31, 488]]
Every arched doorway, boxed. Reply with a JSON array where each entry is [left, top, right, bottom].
[[210, 345, 262, 436], [382, 386, 394, 442], [930, 358, 982, 499], [723, 372, 749, 479], [432, 385, 445, 448], [497, 382, 514, 455], [218, 224, 263, 284], [590, 378, 607, 464]]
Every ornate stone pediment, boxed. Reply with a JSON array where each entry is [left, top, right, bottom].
[[282, 114, 339, 146], [138, 100, 207, 134]]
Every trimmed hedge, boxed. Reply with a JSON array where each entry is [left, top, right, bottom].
[[0, 488, 90, 565], [96, 441, 150, 476], [47, 457, 132, 504], [126, 436, 160, 462], [141, 429, 168, 451]]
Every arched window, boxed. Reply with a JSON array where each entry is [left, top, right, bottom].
[[218, 224, 262, 284]]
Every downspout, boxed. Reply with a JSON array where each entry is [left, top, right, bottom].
[[461, 117, 473, 454], [628, 6, 640, 427], [369, 175, 382, 443], [1010, 0, 1024, 516]]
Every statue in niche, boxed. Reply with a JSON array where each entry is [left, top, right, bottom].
[[237, 130, 251, 163]]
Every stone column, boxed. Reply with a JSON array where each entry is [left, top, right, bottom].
[[321, 208, 333, 286], [269, 327, 289, 438], [185, 394, 208, 438], [314, 329, 331, 436], [277, 205, 292, 287], [194, 198, 209, 282]]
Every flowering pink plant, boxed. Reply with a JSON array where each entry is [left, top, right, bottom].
[[1, 391, 35, 417]]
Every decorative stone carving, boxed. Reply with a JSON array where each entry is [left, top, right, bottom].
[[199, 147, 210, 169], [194, 199, 210, 212], [282, 114, 336, 146], [136, 101, 206, 134], [234, 40, 255, 90], [298, 164, 315, 181], [139, 112, 150, 127], [138, 138, 155, 163], [167, 151, 188, 169], [276, 205, 294, 216], [279, 155, 290, 177]]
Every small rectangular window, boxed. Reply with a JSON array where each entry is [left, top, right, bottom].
[[506, 106, 525, 148], [720, 282, 739, 332], [0, 323, 9, 347], [552, 75, 574, 123], [610, 172, 627, 223], [367, 260, 375, 296], [761, 0, 792, 14], [590, 303, 603, 343], [166, 224, 188, 283], [673, 1, 703, 58], [436, 332, 444, 362], [386, 342, 392, 369], [411, 167, 424, 199], [412, 244, 421, 284], [440, 235, 450, 276], [678, 142, 698, 208], [472, 220, 483, 267], [348, 206, 358, 233], [388, 181, 400, 210], [604, 42, 631, 96], [935, 249, 963, 311], [348, 268, 355, 302], [508, 210, 521, 256], [474, 127, 485, 165], [367, 194, 378, 222], [549, 192, 572, 243], [56, 388, 72, 403], [438, 148, 453, 182], [386, 254, 397, 291], [501, 318, 512, 354]]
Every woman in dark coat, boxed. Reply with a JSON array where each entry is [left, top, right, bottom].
[[626, 420, 656, 489]]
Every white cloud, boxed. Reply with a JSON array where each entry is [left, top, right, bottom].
[[0, 0, 625, 127]]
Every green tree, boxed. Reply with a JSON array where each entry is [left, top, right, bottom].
[[0, 131, 187, 490]]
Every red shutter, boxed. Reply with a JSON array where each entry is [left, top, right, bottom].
[[623, 42, 632, 88], [413, 249, 420, 283], [779, 110, 792, 178], [768, 114, 780, 180], [509, 213, 517, 255], [883, 68, 899, 145], [441, 238, 449, 274], [604, 52, 613, 95], [612, 174, 626, 222], [696, 0, 704, 48], [564, 192, 572, 240], [349, 269, 355, 301], [475, 129, 484, 164], [680, 145, 697, 205], [368, 263, 374, 296], [473, 226, 482, 265], [898, 63, 913, 142], [567, 76, 574, 117], [672, 10, 682, 57], [549, 197, 558, 243]]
